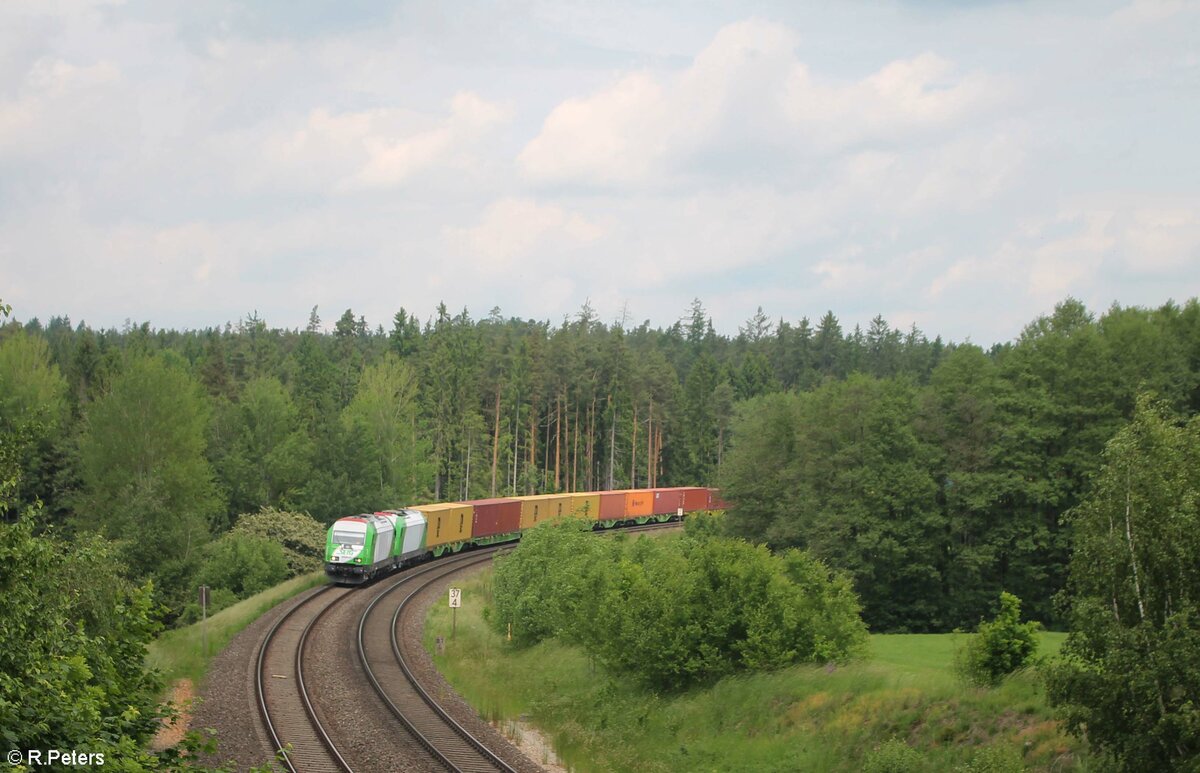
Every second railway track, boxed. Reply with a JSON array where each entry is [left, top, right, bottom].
[[359, 550, 520, 773]]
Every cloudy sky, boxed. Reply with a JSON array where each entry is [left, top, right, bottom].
[[1, 0, 1197, 344]]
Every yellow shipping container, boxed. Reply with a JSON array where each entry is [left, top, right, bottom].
[[415, 502, 474, 550], [569, 492, 601, 521], [518, 493, 573, 530]]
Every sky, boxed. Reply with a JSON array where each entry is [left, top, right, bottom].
[[1, 0, 1198, 345]]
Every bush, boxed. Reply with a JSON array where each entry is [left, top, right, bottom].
[[491, 527, 867, 690], [229, 507, 326, 576], [955, 592, 1039, 687], [863, 738, 925, 773], [196, 533, 290, 599]]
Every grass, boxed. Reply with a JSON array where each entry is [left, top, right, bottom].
[[147, 571, 326, 685], [425, 571, 1088, 772]]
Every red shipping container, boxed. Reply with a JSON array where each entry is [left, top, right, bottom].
[[469, 497, 522, 538], [707, 488, 730, 509], [680, 487, 709, 512], [652, 488, 684, 515], [599, 491, 628, 520]]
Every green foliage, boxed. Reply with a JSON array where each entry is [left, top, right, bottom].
[[863, 739, 925, 773], [0, 516, 160, 765], [196, 533, 289, 598], [955, 592, 1040, 687], [1045, 397, 1200, 771], [75, 353, 223, 609], [229, 506, 327, 576], [342, 353, 433, 503], [209, 376, 314, 522], [490, 528, 866, 689], [721, 376, 943, 631], [682, 508, 728, 540], [490, 520, 615, 647], [0, 331, 69, 513]]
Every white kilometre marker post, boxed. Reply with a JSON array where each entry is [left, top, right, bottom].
[[449, 587, 462, 639]]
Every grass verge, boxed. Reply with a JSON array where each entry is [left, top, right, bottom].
[[148, 572, 326, 685], [425, 571, 1088, 772]]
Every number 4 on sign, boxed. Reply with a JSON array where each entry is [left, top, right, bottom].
[[448, 587, 462, 639]]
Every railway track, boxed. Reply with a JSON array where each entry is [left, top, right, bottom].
[[256, 521, 680, 772], [256, 584, 355, 773], [358, 551, 519, 773]]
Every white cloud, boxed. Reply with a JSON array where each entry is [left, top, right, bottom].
[[255, 91, 508, 194], [447, 197, 605, 271], [518, 19, 1004, 188], [1117, 208, 1200, 272]]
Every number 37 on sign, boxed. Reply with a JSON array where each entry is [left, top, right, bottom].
[[448, 587, 462, 608]]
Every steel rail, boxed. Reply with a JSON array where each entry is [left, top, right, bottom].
[[358, 550, 518, 773], [256, 584, 355, 773]]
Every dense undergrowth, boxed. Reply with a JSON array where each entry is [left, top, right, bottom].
[[426, 569, 1088, 772]]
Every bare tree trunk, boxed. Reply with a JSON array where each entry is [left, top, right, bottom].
[[607, 394, 615, 490], [464, 431, 472, 499], [572, 405, 580, 492], [646, 400, 653, 487], [555, 396, 562, 491], [543, 408, 550, 491], [586, 396, 596, 490], [491, 385, 501, 496], [528, 401, 536, 495], [630, 403, 637, 488]]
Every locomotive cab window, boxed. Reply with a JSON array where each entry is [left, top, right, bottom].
[[333, 530, 364, 546]]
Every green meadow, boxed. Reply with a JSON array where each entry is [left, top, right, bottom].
[[426, 572, 1087, 772], [148, 571, 326, 685]]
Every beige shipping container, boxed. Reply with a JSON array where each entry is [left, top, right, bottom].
[[519, 493, 574, 530], [570, 492, 601, 521], [415, 502, 474, 550]]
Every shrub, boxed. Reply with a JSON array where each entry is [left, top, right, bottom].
[[863, 738, 925, 773], [196, 533, 289, 599], [956, 592, 1039, 687], [491, 527, 867, 690], [229, 507, 326, 576]]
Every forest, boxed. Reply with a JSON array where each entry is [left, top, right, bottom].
[[1, 296, 1199, 629]]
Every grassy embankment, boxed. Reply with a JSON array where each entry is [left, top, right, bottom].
[[425, 571, 1088, 772], [147, 571, 326, 685]]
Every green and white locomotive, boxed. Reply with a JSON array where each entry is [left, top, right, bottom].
[[324, 509, 427, 584]]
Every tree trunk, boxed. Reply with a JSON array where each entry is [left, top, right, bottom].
[[630, 403, 637, 488], [646, 400, 653, 488], [555, 396, 562, 491], [607, 394, 615, 490], [490, 385, 501, 496]]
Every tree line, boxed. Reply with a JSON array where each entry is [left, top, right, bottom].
[[2, 297, 1199, 625], [720, 299, 1200, 632]]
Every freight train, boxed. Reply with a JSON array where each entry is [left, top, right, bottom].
[[324, 487, 726, 584]]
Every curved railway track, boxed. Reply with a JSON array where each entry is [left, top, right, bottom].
[[256, 584, 355, 773], [359, 551, 519, 773], [256, 521, 680, 772]]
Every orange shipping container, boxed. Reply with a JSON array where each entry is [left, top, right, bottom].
[[624, 489, 654, 517]]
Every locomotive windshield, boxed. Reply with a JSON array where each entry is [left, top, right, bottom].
[[332, 530, 365, 546]]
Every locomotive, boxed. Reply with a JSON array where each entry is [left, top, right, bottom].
[[324, 486, 725, 584]]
